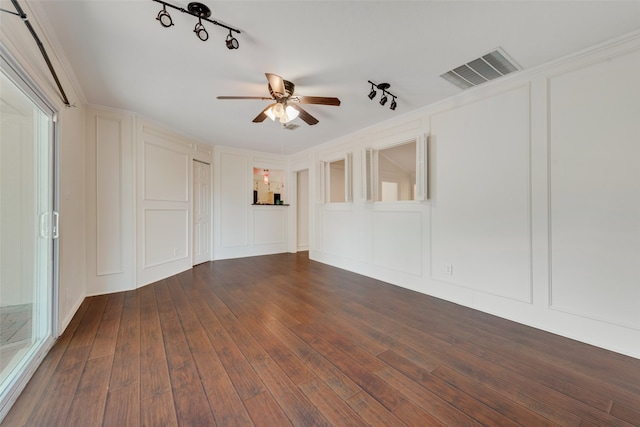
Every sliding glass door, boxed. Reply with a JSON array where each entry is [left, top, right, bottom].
[[0, 55, 57, 419]]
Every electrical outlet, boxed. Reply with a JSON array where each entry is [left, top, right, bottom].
[[445, 264, 453, 276]]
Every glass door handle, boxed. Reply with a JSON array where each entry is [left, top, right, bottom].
[[39, 212, 49, 238], [52, 211, 59, 239]]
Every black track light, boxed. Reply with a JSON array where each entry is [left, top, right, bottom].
[[226, 31, 239, 49], [156, 5, 173, 27], [194, 18, 208, 41], [152, 1, 241, 49], [367, 80, 397, 111]]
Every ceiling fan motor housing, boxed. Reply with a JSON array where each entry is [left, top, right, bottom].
[[269, 80, 295, 99]]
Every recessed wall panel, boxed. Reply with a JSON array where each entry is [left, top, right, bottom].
[[144, 142, 189, 202], [549, 49, 640, 329], [373, 211, 422, 275], [431, 85, 532, 302], [253, 209, 286, 245], [96, 116, 122, 275], [144, 209, 188, 268], [220, 152, 248, 247], [323, 210, 354, 258]]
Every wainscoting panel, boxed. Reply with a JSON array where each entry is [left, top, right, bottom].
[[144, 142, 189, 202], [253, 208, 286, 245], [323, 208, 355, 259], [219, 152, 248, 248], [430, 85, 532, 303], [372, 210, 422, 276], [143, 209, 189, 268], [95, 116, 123, 276], [549, 47, 640, 330]]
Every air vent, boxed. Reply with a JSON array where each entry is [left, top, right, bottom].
[[440, 48, 520, 90], [283, 123, 300, 130]]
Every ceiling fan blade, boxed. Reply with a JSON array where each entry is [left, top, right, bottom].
[[289, 104, 319, 126], [252, 103, 276, 123], [265, 73, 286, 97], [293, 96, 341, 106], [217, 96, 273, 100]]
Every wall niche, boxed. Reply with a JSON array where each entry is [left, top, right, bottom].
[[253, 168, 285, 204]]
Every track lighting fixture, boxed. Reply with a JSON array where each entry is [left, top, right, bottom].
[[226, 30, 239, 49], [152, 0, 241, 49], [367, 80, 398, 111], [194, 18, 208, 41], [156, 5, 173, 27]]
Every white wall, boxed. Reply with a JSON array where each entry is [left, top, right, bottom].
[[213, 147, 290, 260], [305, 34, 640, 359]]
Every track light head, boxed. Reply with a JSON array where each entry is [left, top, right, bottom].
[[226, 31, 239, 49], [156, 6, 173, 28], [390, 97, 397, 111], [368, 87, 377, 100], [379, 93, 388, 106], [194, 19, 208, 41]]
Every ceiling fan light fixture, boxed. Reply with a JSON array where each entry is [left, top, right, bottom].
[[284, 105, 299, 122], [272, 103, 285, 118], [265, 107, 276, 121], [194, 19, 208, 41], [218, 73, 340, 125], [156, 6, 173, 28]]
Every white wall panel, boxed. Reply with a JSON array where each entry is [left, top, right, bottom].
[[431, 86, 532, 303], [297, 170, 310, 250], [220, 152, 248, 248], [144, 143, 189, 202], [549, 48, 640, 329], [253, 209, 286, 245], [86, 107, 135, 296], [143, 209, 188, 268], [95, 116, 122, 275], [372, 211, 422, 275], [323, 209, 355, 258]]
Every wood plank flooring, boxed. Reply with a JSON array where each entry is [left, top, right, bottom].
[[3, 253, 640, 426]]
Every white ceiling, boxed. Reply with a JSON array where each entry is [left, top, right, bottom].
[[14, 1, 640, 154]]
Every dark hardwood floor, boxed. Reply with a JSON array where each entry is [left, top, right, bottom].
[[3, 253, 640, 426]]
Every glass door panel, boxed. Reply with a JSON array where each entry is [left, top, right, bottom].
[[0, 63, 54, 418]]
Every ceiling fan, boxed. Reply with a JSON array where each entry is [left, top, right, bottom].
[[216, 73, 341, 125]]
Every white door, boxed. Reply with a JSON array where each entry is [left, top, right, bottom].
[[193, 160, 211, 265]]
